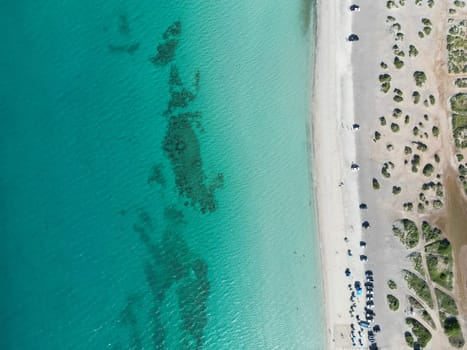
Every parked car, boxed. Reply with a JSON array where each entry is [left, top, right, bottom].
[[360, 241, 367, 248], [348, 34, 359, 41], [360, 255, 368, 262], [351, 163, 360, 171], [350, 4, 361, 11]]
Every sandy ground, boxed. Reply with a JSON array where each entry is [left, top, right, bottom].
[[312, 0, 365, 348], [312, 0, 467, 349]]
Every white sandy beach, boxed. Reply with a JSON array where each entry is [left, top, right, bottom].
[[312, 0, 365, 348]]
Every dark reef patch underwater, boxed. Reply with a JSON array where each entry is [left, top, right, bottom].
[[115, 22, 222, 349]]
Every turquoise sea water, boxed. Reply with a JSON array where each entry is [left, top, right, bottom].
[[0, 1, 323, 349]]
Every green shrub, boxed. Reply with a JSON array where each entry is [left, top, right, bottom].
[[391, 123, 400, 132], [394, 95, 403, 102], [372, 178, 380, 189], [423, 26, 432, 35], [450, 93, 467, 148], [432, 126, 439, 137], [380, 116, 387, 126], [403, 202, 414, 211], [403, 270, 433, 307], [422, 18, 432, 26], [393, 108, 402, 118], [429, 94, 436, 105], [455, 77, 467, 88], [394, 56, 404, 68], [381, 82, 390, 93], [374, 131, 381, 141], [388, 279, 397, 289], [405, 332, 414, 347], [414, 71, 427, 86], [379, 73, 392, 83], [382, 163, 391, 178], [444, 317, 461, 336], [387, 294, 399, 310], [392, 186, 402, 194], [409, 45, 419, 57], [421, 221, 442, 243], [423, 163, 435, 176], [393, 219, 419, 248], [406, 317, 432, 347], [409, 252, 425, 275], [435, 288, 458, 315]]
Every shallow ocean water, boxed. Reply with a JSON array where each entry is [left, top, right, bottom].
[[0, 1, 323, 349]]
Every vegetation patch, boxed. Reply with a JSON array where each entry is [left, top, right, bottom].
[[374, 131, 381, 141], [382, 163, 391, 178], [454, 77, 467, 88], [372, 178, 380, 190], [393, 219, 419, 248], [450, 93, 467, 148], [447, 21, 467, 74], [394, 56, 404, 69], [406, 317, 432, 348], [423, 26, 432, 35], [411, 154, 421, 172], [412, 141, 428, 152], [440, 313, 465, 348], [422, 310, 436, 329], [403, 270, 433, 307], [388, 279, 397, 289], [414, 71, 427, 86], [459, 163, 467, 195], [421, 221, 442, 243], [435, 288, 458, 315], [392, 186, 402, 195], [425, 243, 453, 290], [409, 44, 419, 57], [422, 163, 435, 176], [409, 252, 425, 276], [412, 91, 421, 104], [391, 123, 400, 132], [403, 202, 414, 211], [393, 108, 402, 118], [387, 294, 400, 311], [404, 331, 415, 347]]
